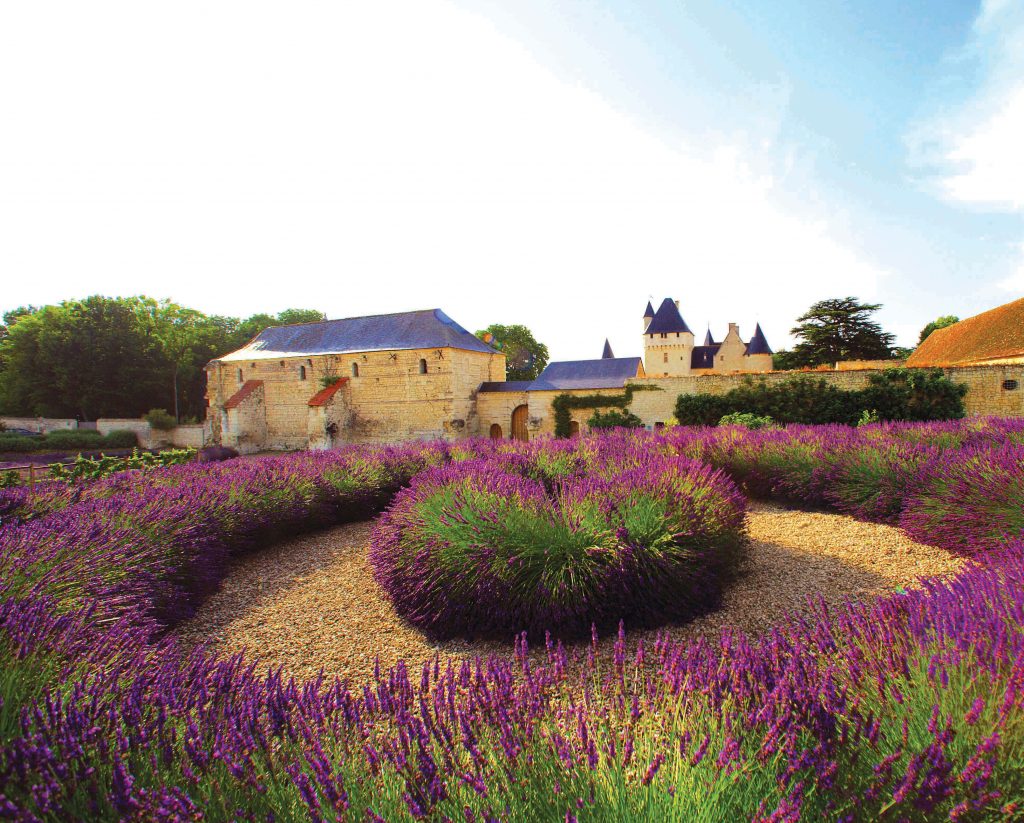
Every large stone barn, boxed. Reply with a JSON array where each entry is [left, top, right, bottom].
[[205, 309, 505, 452]]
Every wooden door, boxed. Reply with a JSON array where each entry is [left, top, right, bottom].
[[489, 423, 503, 440], [511, 405, 529, 442], [569, 420, 580, 437]]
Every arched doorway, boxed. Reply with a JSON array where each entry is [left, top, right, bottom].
[[569, 420, 580, 437], [511, 405, 529, 442], [489, 423, 503, 440]]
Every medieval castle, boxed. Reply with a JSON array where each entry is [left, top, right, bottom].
[[204, 297, 1024, 452]]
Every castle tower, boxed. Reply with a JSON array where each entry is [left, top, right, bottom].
[[643, 301, 655, 332], [643, 298, 695, 377]]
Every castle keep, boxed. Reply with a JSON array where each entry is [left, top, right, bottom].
[[206, 298, 1024, 452]]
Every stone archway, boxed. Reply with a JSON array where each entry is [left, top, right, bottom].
[[511, 405, 529, 442], [489, 423, 503, 440]]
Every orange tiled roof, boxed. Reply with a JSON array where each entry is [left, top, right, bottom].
[[223, 380, 263, 409], [307, 378, 349, 407], [907, 298, 1024, 367]]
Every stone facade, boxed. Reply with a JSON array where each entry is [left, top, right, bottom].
[[206, 348, 504, 453]]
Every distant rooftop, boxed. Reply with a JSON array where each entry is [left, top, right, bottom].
[[216, 309, 495, 362], [908, 297, 1024, 366], [745, 323, 773, 355], [530, 357, 643, 390]]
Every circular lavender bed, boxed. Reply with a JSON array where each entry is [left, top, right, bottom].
[[369, 454, 746, 640]]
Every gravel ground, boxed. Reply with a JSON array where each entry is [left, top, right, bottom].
[[174, 502, 967, 684]]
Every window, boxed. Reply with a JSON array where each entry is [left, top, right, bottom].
[[663, 352, 668, 364], [298, 366, 307, 381], [351, 363, 359, 377], [419, 358, 427, 374], [237, 368, 243, 383], [660, 333, 667, 339], [1003, 379, 1019, 391]]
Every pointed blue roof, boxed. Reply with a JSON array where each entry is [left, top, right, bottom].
[[602, 339, 615, 359], [703, 327, 716, 346], [745, 323, 773, 355], [645, 298, 692, 335], [643, 301, 655, 318]]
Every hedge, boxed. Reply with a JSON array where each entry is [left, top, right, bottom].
[[674, 368, 966, 427]]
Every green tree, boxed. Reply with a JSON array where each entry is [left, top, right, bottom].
[[0, 297, 170, 419], [918, 315, 959, 344], [788, 297, 897, 368], [475, 324, 550, 381], [771, 349, 801, 371]]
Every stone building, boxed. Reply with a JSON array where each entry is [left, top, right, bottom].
[[205, 309, 505, 452], [205, 298, 1023, 452], [642, 298, 773, 377]]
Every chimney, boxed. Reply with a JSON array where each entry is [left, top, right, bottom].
[[728, 322, 739, 337]]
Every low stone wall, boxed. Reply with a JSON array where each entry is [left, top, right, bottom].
[[625, 364, 1024, 425], [1, 416, 77, 433]]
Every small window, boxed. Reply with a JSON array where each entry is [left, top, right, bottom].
[[237, 368, 243, 383], [299, 366, 307, 381], [419, 358, 427, 374], [1003, 379, 1019, 391], [351, 363, 359, 378], [675, 332, 679, 338], [663, 352, 668, 363], [660, 333, 667, 339]]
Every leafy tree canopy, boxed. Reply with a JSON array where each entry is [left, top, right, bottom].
[[0, 296, 323, 421], [475, 323, 550, 382], [787, 297, 897, 368], [918, 315, 959, 344]]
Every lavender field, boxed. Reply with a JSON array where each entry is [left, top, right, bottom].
[[1, 420, 1023, 821]]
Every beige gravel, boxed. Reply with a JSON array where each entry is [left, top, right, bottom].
[[174, 502, 967, 684]]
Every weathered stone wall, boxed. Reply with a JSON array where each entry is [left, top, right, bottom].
[[643, 331, 694, 378], [475, 387, 628, 440], [625, 364, 1024, 424], [207, 348, 504, 449], [1, 417, 77, 433]]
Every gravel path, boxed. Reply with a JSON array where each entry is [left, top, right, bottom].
[[174, 503, 967, 684]]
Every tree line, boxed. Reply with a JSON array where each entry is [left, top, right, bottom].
[[0, 296, 324, 421]]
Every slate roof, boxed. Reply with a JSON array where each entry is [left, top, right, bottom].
[[643, 301, 655, 319], [703, 328, 717, 346], [691, 344, 721, 369], [745, 323, 773, 356], [602, 339, 615, 359], [529, 357, 643, 390], [907, 298, 1024, 366], [645, 298, 692, 335], [217, 309, 494, 362], [478, 381, 534, 393]]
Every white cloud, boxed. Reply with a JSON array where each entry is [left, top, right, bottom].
[[0, 0, 886, 358], [915, 0, 1024, 211]]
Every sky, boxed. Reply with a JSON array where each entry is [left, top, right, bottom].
[[1, 0, 1022, 361]]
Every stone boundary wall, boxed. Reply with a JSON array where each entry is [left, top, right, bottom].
[[1, 416, 77, 433], [2, 416, 207, 450], [625, 364, 1024, 425]]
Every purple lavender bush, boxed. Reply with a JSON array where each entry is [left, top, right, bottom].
[[2, 422, 1024, 820], [370, 454, 746, 639]]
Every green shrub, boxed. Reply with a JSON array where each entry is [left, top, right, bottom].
[[0, 434, 36, 453], [587, 408, 644, 430], [42, 430, 103, 448], [143, 408, 177, 431], [718, 412, 774, 429], [101, 429, 139, 448]]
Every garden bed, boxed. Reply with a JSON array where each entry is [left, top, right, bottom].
[[174, 502, 966, 684]]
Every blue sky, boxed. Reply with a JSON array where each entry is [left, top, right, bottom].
[[1, 0, 1022, 359]]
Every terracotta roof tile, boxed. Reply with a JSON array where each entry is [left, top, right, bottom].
[[223, 380, 263, 409], [907, 297, 1024, 366], [307, 378, 349, 407]]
